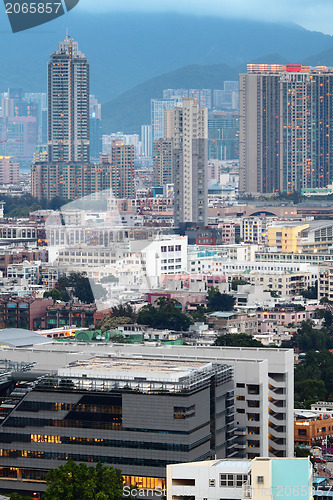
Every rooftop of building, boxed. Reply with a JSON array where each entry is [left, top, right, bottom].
[[38, 356, 234, 394], [301, 220, 333, 231], [246, 63, 333, 74], [294, 409, 333, 421], [170, 459, 251, 471], [269, 221, 309, 228], [0, 328, 53, 348], [59, 357, 222, 381], [47, 303, 97, 311], [208, 311, 246, 318]]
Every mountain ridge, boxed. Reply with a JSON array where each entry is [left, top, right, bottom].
[[0, 12, 332, 103]]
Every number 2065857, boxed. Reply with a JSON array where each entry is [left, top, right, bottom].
[[5, 2, 62, 14]]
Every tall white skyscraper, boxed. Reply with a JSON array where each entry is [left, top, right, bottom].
[[47, 35, 90, 163], [168, 98, 208, 226]]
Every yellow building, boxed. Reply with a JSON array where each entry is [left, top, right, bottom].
[[268, 223, 309, 252]]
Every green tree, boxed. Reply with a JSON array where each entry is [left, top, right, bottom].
[[9, 493, 31, 500], [137, 297, 191, 331], [44, 288, 63, 302], [109, 333, 126, 343], [207, 287, 235, 312], [284, 320, 333, 352], [294, 379, 327, 408], [294, 446, 311, 457], [301, 281, 318, 299], [57, 273, 96, 304], [110, 304, 136, 321], [214, 333, 262, 347], [188, 305, 206, 323], [324, 310, 333, 328], [231, 279, 250, 291], [294, 350, 333, 406], [100, 316, 133, 333], [43, 459, 123, 500]]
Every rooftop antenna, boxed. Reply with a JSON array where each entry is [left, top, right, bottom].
[[66, 27, 70, 39]]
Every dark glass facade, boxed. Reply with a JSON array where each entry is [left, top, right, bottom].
[[0, 362, 235, 495]]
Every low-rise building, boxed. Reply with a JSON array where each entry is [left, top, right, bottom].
[[319, 261, 333, 301], [268, 222, 309, 252], [311, 402, 333, 414], [0, 221, 46, 246], [54, 236, 188, 282], [187, 244, 261, 274], [225, 270, 315, 297], [241, 216, 275, 244], [294, 411, 333, 446], [207, 311, 258, 335], [257, 306, 318, 331], [0, 247, 46, 277], [219, 221, 236, 244], [0, 157, 19, 184], [0, 295, 53, 330], [148, 279, 208, 311], [46, 303, 96, 329], [255, 250, 333, 265], [6, 260, 40, 286], [167, 457, 313, 500]]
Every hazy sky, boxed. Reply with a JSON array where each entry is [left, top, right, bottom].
[[78, 0, 333, 35]]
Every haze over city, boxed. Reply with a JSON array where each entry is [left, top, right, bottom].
[[77, 0, 333, 34]]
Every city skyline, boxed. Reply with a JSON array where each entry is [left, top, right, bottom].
[[0, 4, 332, 498]]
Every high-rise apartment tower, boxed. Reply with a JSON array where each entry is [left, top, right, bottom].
[[167, 98, 208, 226], [48, 36, 89, 163], [240, 64, 333, 194]]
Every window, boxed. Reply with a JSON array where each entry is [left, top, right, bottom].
[[220, 474, 247, 488], [237, 475, 246, 487], [174, 405, 195, 419], [257, 476, 264, 484], [209, 479, 215, 487]]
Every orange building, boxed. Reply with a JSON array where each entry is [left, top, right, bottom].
[[295, 414, 333, 446]]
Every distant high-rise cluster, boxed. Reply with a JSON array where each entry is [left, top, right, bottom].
[[0, 157, 19, 184], [240, 64, 333, 194], [163, 88, 213, 109], [90, 94, 102, 161], [208, 112, 239, 161], [151, 98, 180, 140], [152, 138, 173, 186], [0, 88, 39, 170]]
